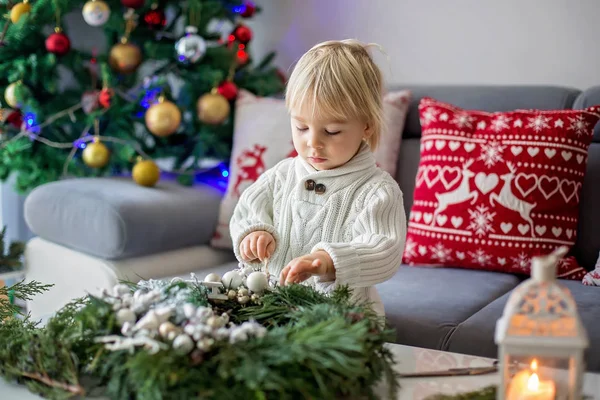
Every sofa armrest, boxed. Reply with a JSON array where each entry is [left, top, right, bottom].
[[24, 177, 224, 260]]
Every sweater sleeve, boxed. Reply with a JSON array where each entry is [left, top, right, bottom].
[[229, 170, 280, 265], [311, 182, 407, 290]]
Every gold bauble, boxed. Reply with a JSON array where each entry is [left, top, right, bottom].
[[82, 140, 110, 168], [196, 92, 230, 125], [10, 1, 31, 24], [132, 159, 160, 187], [145, 98, 181, 137], [109, 41, 142, 74], [4, 82, 21, 109]]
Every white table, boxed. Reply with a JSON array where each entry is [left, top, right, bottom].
[[2, 344, 600, 399]]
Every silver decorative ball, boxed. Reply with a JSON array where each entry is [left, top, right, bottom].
[[227, 290, 238, 300], [238, 295, 250, 305], [173, 334, 195, 354], [116, 308, 136, 326], [222, 270, 244, 289], [175, 26, 207, 64], [246, 272, 269, 294]]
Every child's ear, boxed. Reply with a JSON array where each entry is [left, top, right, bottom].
[[363, 123, 373, 140]]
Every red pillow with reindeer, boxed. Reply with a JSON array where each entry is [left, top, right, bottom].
[[402, 97, 600, 279]]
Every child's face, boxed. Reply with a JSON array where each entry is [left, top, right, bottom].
[[291, 107, 371, 170]]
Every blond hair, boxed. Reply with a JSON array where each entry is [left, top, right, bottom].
[[285, 39, 385, 150]]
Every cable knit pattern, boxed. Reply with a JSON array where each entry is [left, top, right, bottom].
[[230, 142, 407, 316]]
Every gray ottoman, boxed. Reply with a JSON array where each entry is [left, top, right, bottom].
[[23, 177, 236, 320]]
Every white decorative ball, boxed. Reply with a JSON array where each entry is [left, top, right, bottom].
[[82, 0, 110, 27], [222, 271, 243, 288], [113, 283, 130, 297], [204, 273, 221, 283], [241, 266, 255, 276], [116, 308, 136, 326], [173, 334, 195, 354], [246, 271, 269, 294]]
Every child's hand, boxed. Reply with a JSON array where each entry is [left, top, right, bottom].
[[280, 251, 335, 286], [240, 231, 276, 262]]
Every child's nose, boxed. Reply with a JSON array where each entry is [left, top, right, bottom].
[[307, 132, 323, 149]]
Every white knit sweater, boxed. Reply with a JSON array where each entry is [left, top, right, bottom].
[[230, 142, 407, 316]]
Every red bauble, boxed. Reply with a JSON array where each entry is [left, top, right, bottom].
[[231, 25, 252, 44], [5, 110, 23, 128], [217, 81, 238, 101], [99, 88, 113, 108], [241, 2, 256, 18], [45, 31, 71, 56], [144, 9, 166, 29], [236, 49, 249, 65], [121, 0, 144, 9]]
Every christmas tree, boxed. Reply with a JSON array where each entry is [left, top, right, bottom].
[[0, 0, 284, 193]]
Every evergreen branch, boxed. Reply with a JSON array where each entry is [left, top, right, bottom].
[[18, 371, 85, 396]]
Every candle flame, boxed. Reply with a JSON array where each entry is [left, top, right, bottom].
[[530, 359, 538, 371], [527, 372, 540, 391]]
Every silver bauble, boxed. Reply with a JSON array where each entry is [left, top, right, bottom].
[[175, 26, 207, 64]]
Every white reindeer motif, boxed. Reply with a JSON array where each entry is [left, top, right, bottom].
[[432, 159, 478, 226], [490, 162, 537, 238]]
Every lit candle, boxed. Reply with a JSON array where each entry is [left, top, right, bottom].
[[507, 360, 556, 400]]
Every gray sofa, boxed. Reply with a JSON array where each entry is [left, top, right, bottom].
[[200, 85, 600, 372], [23, 85, 600, 372]]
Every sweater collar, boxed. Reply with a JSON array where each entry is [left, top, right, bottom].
[[294, 142, 377, 193]]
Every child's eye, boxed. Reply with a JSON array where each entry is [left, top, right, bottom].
[[325, 130, 341, 135], [295, 126, 308, 131]]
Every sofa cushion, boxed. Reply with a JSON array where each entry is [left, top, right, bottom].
[[401, 97, 600, 279], [446, 279, 600, 372], [24, 177, 223, 260], [375, 265, 521, 350]]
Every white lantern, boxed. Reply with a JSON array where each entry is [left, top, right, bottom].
[[495, 246, 589, 400]]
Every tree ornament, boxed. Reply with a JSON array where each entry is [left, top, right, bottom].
[[132, 159, 160, 187], [82, 138, 110, 168], [217, 81, 238, 101], [237, 295, 249, 305], [45, 28, 71, 56], [196, 90, 230, 125], [231, 24, 252, 44], [240, 2, 256, 18], [175, 26, 206, 64], [173, 334, 194, 354], [4, 109, 23, 128], [116, 308, 136, 326], [246, 271, 268, 294], [144, 95, 181, 137], [98, 88, 113, 108], [227, 290, 237, 300], [143, 4, 166, 30], [236, 49, 249, 65], [121, 0, 145, 9], [222, 270, 243, 288], [82, 0, 110, 26], [4, 82, 22, 109], [109, 39, 142, 74], [10, 0, 31, 24], [158, 322, 179, 340]]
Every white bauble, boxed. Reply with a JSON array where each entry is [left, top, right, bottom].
[[241, 266, 255, 276], [204, 273, 221, 283], [222, 271, 243, 288], [173, 334, 194, 354], [116, 308, 136, 326], [82, 0, 110, 27], [246, 272, 268, 294]]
